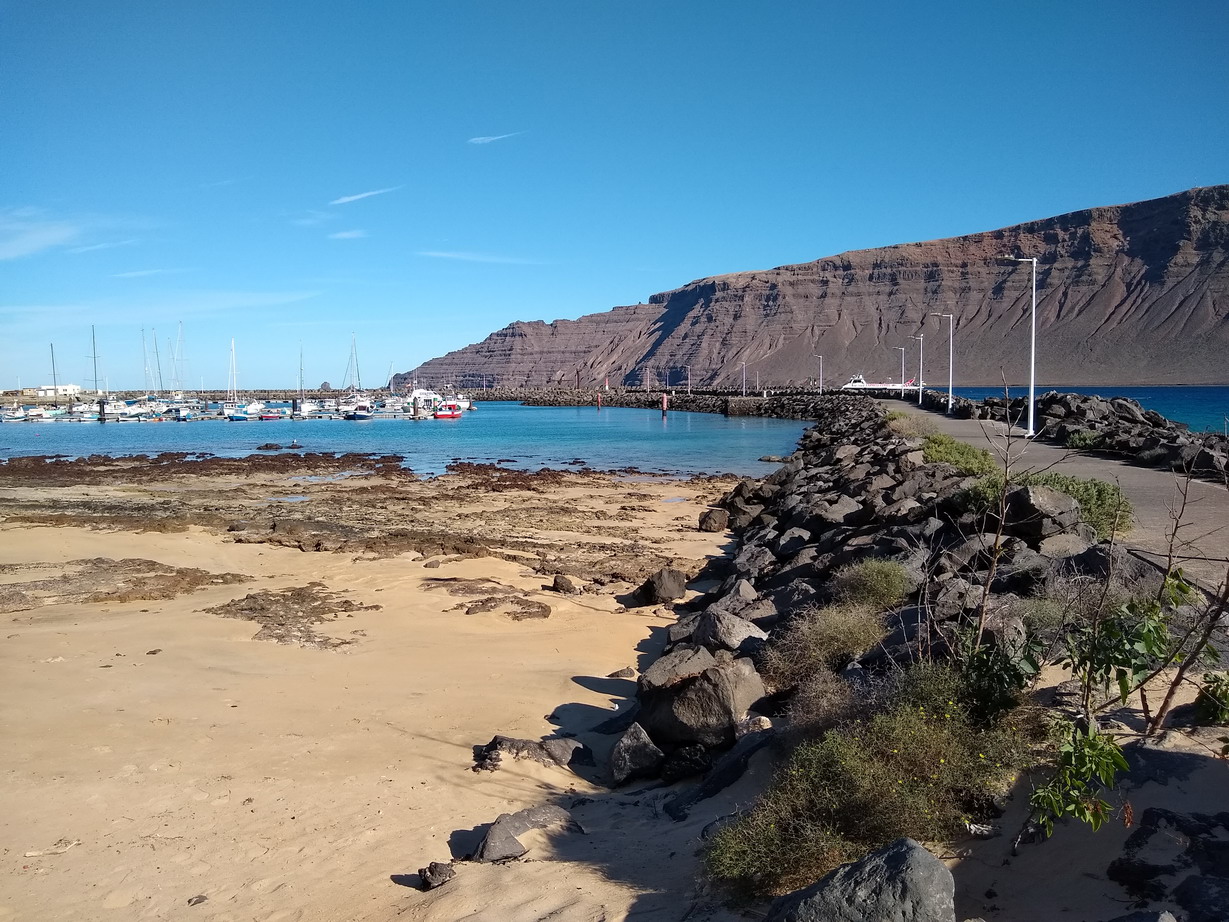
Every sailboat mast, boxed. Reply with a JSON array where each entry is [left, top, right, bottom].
[[152, 328, 164, 395], [351, 334, 362, 392], [298, 343, 305, 400], [174, 322, 184, 391], [91, 325, 100, 396], [50, 343, 59, 406]]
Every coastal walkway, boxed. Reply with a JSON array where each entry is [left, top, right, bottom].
[[883, 398, 1229, 591]]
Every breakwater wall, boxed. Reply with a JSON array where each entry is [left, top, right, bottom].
[[488, 386, 1229, 478], [592, 393, 1148, 800]]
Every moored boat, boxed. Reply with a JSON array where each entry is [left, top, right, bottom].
[[433, 402, 463, 419]]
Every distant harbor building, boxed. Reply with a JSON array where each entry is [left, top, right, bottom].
[[33, 384, 83, 398]]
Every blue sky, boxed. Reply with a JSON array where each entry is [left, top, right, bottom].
[[2, 1, 1226, 391]]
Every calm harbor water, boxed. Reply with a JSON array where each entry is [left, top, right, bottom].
[[0, 402, 811, 478], [950, 386, 1229, 434]]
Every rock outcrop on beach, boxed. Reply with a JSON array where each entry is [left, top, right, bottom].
[[402, 185, 1229, 388]]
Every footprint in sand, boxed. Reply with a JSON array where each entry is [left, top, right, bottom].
[[102, 886, 146, 909]]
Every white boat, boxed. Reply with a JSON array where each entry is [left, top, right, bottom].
[[840, 374, 920, 391], [2, 404, 26, 422]]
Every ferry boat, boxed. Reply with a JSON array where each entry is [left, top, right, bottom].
[[840, 374, 919, 391]]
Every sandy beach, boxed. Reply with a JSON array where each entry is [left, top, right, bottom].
[[4, 446, 1227, 922], [0, 455, 747, 922]]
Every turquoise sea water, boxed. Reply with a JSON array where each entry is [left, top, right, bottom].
[[950, 386, 1229, 434], [0, 403, 810, 478]]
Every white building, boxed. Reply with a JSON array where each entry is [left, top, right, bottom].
[[34, 384, 82, 398]]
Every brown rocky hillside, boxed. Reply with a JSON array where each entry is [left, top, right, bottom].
[[399, 185, 1229, 389]]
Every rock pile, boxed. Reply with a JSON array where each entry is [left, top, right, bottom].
[[598, 393, 1157, 795], [996, 391, 1227, 476]]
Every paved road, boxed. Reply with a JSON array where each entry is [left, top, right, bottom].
[[881, 397, 1229, 591]]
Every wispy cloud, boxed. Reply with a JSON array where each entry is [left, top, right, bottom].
[[291, 209, 336, 227], [69, 239, 138, 254], [416, 250, 539, 265], [0, 289, 321, 331], [199, 177, 249, 189], [328, 229, 367, 239], [329, 186, 401, 205], [0, 208, 82, 259], [468, 132, 523, 145], [112, 268, 189, 279]]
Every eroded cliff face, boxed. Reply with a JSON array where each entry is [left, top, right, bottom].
[[399, 185, 1229, 389]]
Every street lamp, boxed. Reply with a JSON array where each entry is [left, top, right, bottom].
[[910, 334, 924, 405], [683, 364, 691, 395], [930, 312, 954, 413], [740, 361, 747, 397], [812, 354, 823, 394], [1002, 256, 1038, 437], [895, 347, 906, 399]]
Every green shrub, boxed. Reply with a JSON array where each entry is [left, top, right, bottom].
[[1023, 472, 1132, 540], [782, 669, 862, 743], [958, 472, 1133, 540], [923, 433, 998, 476], [1065, 429, 1105, 450], [831, 559, 913, 610], [761, 602, 886, 690], [705, 666, 1027, 897], [887, 413, 938, 438], [1196, 673, 1229, 725]]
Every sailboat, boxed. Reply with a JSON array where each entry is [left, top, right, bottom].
[[339, 335, 373, 420], [224, 339, 262, 420], [292, 344, 319, 419]]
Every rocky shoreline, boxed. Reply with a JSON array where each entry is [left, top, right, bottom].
[[430, 394, 1227, 922]]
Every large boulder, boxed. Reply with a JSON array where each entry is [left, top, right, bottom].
[[639, 644, 716, 691], [608, 722, 664, 785], [1003, 485, 1081, 539], [698, 508, 730, 532], [638, 656, 766, 748], [764, 838, 955, 922], [638, 567, 687, 603], [692, 609, 769, 653], [473, 805, 580, 862]]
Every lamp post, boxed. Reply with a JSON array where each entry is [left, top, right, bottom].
[[812, 354, 823, 394], [683, 364, 691, 395], [911, 334, 924, 405], [1003, 256, 1038, 437], [740, 362, 747, 397], [895, 347, 906, 399], [930, 312, 954, 413]]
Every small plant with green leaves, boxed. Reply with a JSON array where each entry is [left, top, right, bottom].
[[958, 632, 1044, 724], [1195, 672, 1229, 725], [1028, 718, 1129, 837]]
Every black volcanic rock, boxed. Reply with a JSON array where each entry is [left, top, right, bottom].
[[400, 186, 1229, 388]]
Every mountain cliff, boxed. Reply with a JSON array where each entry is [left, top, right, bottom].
[[399, 185, 1229, 389]]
